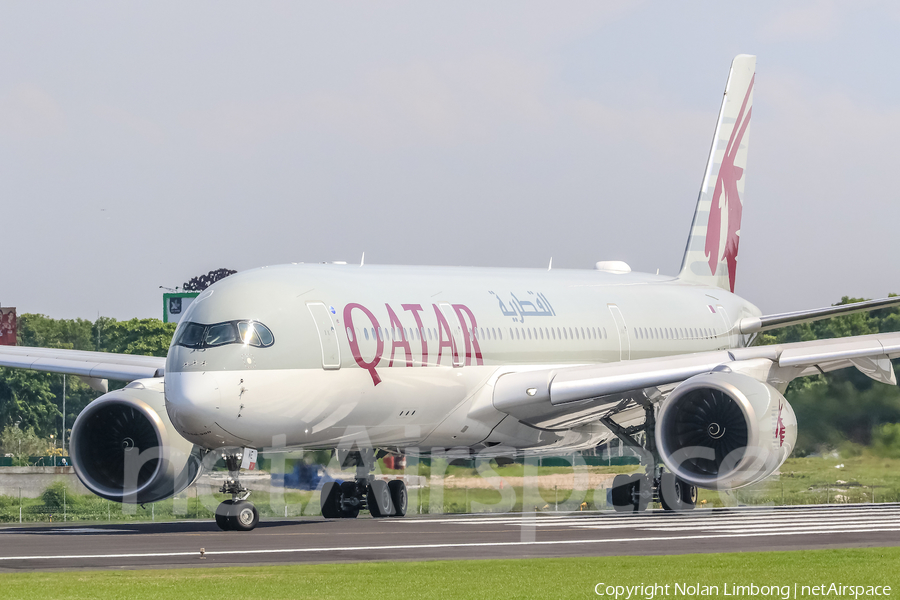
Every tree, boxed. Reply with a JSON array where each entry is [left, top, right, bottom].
[[182, 268, 236, 292], [17, 314, 95, 350], [1, 314, 177, 438], [757, 295, 900, 453], [0, 424, 50, 458], [0, 368, 59, 437], [99, 318, 177, 357]]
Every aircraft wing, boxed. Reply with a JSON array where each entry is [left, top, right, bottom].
[[0, 345, 165, 382], [490, 332, 900, 430]]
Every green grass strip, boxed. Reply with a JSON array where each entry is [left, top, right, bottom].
[[2, 547, 899, 599]]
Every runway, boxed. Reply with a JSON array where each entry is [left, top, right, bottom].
[[1, 503, 898, 572]]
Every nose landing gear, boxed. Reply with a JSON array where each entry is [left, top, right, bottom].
[[215, 449, 260, 531]]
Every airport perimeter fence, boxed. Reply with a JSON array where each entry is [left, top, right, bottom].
[[2, 451, 899, 524]]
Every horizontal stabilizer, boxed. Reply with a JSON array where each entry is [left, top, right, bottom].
[[739, 296, 900, 334]]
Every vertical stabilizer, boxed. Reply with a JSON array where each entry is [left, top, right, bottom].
[[678, 55, 755, 293]]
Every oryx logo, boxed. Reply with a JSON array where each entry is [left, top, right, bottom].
[[776, 399, 786, 447], [705, 74, 753, 293]]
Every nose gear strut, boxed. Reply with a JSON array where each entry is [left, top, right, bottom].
[[215, 448, 260, 531]]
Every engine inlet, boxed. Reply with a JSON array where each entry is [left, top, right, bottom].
[[661, 387, 749, 477]]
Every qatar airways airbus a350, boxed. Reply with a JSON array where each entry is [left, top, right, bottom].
[[3, 55, 899, 531]]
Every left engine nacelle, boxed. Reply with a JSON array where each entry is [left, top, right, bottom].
[[70, 378, 203, 504], [656, 370, 797, 490]]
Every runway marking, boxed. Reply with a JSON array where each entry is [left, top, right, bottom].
[[2, 526, 900, 562], [49, 528, 138, 534], [412, 506, 900, 529]]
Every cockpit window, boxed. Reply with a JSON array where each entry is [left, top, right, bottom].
[[237, 322, 260, 346], [238, 321, 274, 347], [176, 320, 275, 349], [178, 322, 205, 348], [204, 322, 238, 347]]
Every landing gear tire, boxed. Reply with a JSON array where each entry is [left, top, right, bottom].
[[659, 473, 697, 512], [659, 473, 683, 511], [681, 480, 698, 509], [367, 480, 393, 518], [633, 474, 650, 512], [231, 500, 260, 531], [320, 481, 342, 519], [215, 499, 236, 531], [610, 474, 635, 513], [339, 481, 360, 518], [388, 480, 408, 517]]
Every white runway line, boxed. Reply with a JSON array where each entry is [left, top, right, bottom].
[[411, 506, 900, 526], [414, 506, 900, 529], [2, 526, 900, 563]]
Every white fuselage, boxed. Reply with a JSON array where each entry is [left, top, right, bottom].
[[163, 263, 760, 453]]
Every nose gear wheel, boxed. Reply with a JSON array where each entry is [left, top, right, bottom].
[[214, 448, 259, 532]]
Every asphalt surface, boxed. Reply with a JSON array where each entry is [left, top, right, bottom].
[[1, 503, 899, 572]]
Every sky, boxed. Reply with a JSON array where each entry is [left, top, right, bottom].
[[2, 1, 899, 320]]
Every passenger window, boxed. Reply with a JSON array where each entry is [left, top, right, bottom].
[[364, 328, 370, 341], [346, 327, 354, 342]]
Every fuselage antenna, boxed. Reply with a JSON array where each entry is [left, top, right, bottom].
[[360, 252, 365, 267], [548, 257, 552, 271]]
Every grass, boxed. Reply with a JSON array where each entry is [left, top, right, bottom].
[[1, 548, 898, 599], [699, 454, 900, 507]]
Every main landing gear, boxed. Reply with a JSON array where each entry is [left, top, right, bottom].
[[601, 399, 698, 514], [320, 448, 408, 519], [215, 449, 260, 531]]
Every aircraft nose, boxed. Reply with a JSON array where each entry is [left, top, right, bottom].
[[164, 372, 221, 435]]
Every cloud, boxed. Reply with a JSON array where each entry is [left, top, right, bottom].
[[181, 55, 555, 150], [764, 2, 840, 40], [0, 83, 66, 139], [93, 104, 165, 145]]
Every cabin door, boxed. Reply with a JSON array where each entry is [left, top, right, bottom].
[[607, 303, 631, 360], [306, 302, 341, 370]]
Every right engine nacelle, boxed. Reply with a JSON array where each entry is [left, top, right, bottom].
[[656, 370, 797, 490], [70, 378, 203, 504]]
